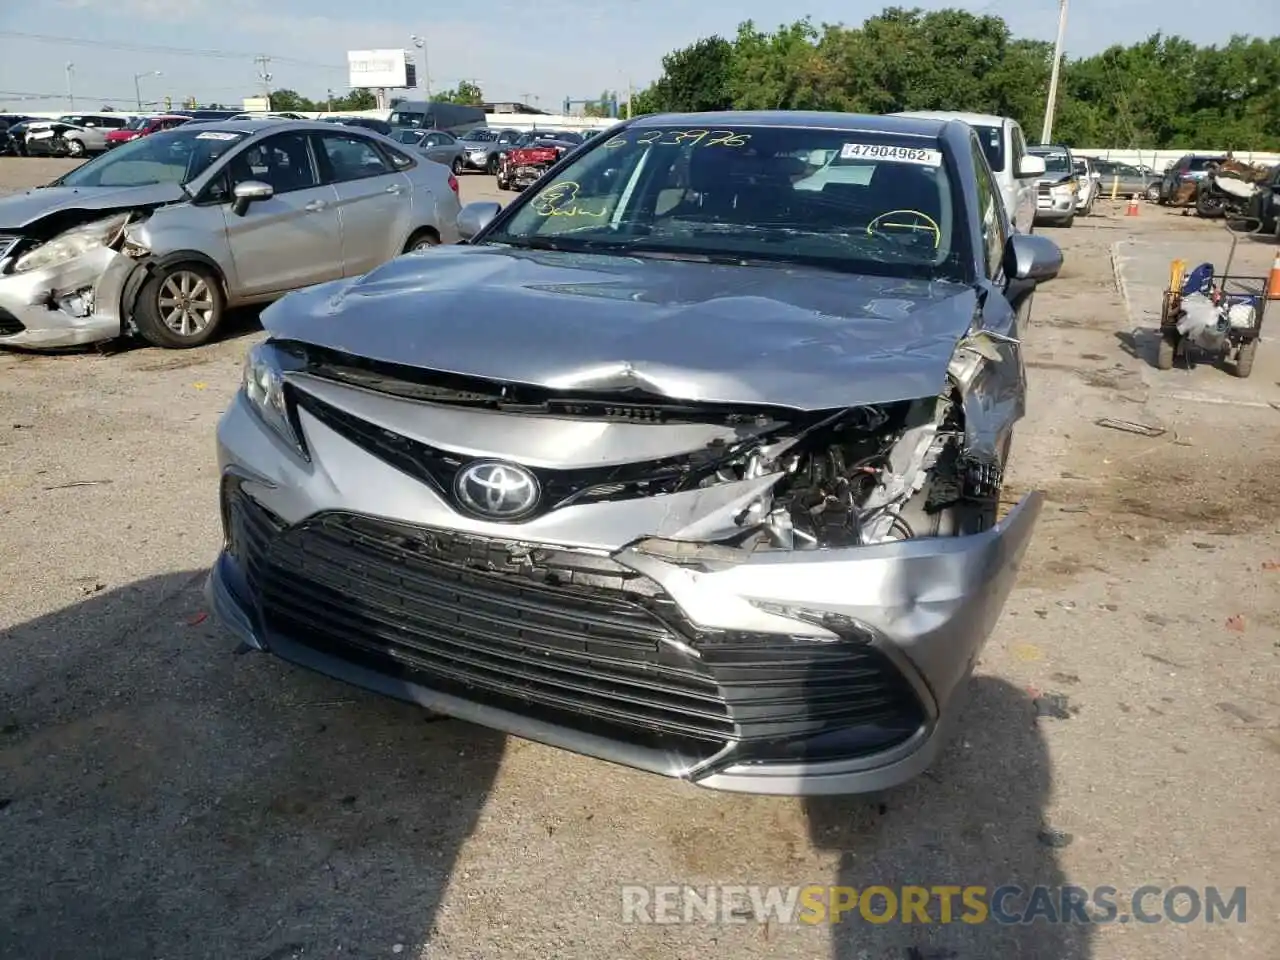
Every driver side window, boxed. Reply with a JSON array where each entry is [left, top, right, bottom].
[[971, 135, 1006, 277]]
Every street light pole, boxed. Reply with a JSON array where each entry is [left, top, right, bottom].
[[1040, 0, 1069, 144], [134, 70, 161, 110], [411, 35, 430, 100], [65, 62, 74, 109]]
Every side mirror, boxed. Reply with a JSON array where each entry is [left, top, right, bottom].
[[1004, 233, 1062, 283], [457, 201, 501, 241], [231, 179, 273, 217], [1017, 155, 1046, 179]]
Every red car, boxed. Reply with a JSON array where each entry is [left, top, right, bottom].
[[104, 114, 191, 148], [496, 131, 584, 191]]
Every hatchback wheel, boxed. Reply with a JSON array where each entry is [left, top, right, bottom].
[[404, 230, 440, 252], [451, 157, 463, 176], [134, 263, 226, 349], [66, 139, 86, 158], [1145, 182, 1161, 202]]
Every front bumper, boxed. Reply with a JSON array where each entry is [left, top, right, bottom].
[[0, 246, 138, 348], [209, 393, 1042, 795], [462, 152, 492, 170]]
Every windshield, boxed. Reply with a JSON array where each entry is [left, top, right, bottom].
[[395, 129, 424, 144], [464, 129, 497, 142], [123, 116, 152, 131], [1031, 150, 1071, 175], [971, 124, 1005, 173], [57, 128, 248, 188], [484, 125, 969, 282], [1189, 156, 1224, 171]]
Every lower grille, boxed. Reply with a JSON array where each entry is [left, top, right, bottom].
[[223, 483, 926, 764], [0, 307, 25, 336]]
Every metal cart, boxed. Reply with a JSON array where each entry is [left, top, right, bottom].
[[1156, 235, 1269, 378]]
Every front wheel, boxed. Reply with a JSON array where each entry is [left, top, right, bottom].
[[65, 138, 86, 158], [486, 154, 499, 175], [451, 157, 463, 176], [1145, 182, 1161, 202], [133, 263, 226, 349], [1235, 339, 1257, 378], [403, 229, 440, 253]]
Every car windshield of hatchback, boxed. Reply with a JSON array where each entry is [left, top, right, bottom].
[[55, 128, 248, 188], [1031, 149, 1071, 175], [485, 125, 970, 282]]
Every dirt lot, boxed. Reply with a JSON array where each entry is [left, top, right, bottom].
[[1, 157, 1278, 960]]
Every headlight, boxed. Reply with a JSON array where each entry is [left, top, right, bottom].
[[242, 341, 307, 456], [13, 212, 130, 274]]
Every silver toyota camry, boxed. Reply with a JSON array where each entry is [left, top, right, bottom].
[[208, 111, 1063, 795]]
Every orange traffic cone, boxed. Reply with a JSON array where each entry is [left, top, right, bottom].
[[1125, 195, 1140, 217], [1266, 250, 1280, 300]]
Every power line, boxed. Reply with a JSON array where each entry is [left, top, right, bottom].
[[0, 29, 345, 72]]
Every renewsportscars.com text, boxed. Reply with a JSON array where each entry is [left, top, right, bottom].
[[621, 884, 1247, 926]]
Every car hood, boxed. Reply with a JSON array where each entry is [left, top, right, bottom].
[[0, 183, 186, 230], [263, 245, 979, 410]]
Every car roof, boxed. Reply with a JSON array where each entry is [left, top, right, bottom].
[[177, 118, 353, 136], [892, 110, 1010, 127], [632, 110, 950, 138]]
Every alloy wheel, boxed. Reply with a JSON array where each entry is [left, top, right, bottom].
[[157, 270, 216, 337]]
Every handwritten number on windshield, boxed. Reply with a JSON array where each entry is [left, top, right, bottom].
[[533, 181, 607, 217], [604, 129, 751, 149]]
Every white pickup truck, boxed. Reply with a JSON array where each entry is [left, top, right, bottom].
[[892, 111, 1044, 234]]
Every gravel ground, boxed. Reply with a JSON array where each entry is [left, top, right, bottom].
[[1, 157, 1278, 960]]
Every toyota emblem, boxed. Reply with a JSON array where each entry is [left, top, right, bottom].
[[454, 460, 541, 520]]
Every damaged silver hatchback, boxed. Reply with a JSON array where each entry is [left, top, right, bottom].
[[0, 120, 460, 350], [208, 111, 1062, 795]]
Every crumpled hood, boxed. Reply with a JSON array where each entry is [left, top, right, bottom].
[[263, 245, 980, 410], [0, 183, 186, 231]]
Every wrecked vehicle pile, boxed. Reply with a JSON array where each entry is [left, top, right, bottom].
[[208, 111, 1063, 795]]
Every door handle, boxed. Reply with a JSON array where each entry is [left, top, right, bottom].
[[305, 199, 327, 212], [385, 184, 403, 194]]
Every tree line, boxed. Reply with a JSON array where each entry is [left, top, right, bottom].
[[626, 7, 1280, 150]]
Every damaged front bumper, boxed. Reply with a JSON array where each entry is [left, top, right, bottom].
[[0, 246, 138, 348], [208, 391, 1043, 795]]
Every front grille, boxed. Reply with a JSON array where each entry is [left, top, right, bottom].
[[0, 307, 25, 336], [292, 389, 723, 518], [1037, 183, 1052, 198], [223, 483, 926, 764]]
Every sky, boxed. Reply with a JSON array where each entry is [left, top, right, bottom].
[[1, 0, 1277, 114]]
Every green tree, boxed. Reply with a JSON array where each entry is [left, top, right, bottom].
[[267, 88, 317, 112], [331, 88, 377, 111], [584, 90, 618, 117], [631, 8, 1280, 150], [435, 80, 484, 105]]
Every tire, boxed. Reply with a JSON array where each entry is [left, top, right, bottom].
[[1156, 334, 1176, 370], [1061, 213, 1074, 228], [132, 262, 226, 349], [65, 138, 86, 158], [486, 154, 499, 175], [403, 229, 440, 253], [1196, 186, 1224, 218], [1235, 339, 1257, 378], [451, 157, 463, 176], [1145, 182, 1161, 202]]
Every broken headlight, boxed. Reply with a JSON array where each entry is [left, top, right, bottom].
[[243, 341, 307, 456], [12, 213, 130, 274]]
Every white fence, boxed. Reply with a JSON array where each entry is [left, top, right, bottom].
[[1075, 148, 1280, 173]]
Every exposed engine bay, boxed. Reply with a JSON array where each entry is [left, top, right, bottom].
[[291, 338, 1014, 553]]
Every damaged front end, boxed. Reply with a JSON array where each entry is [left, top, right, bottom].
[[209, 335, 1041, 795], [0, 212, 143, 348]]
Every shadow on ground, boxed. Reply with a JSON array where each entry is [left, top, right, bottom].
[[0, 571, 503, 960], [805, 678, 1093, 960]]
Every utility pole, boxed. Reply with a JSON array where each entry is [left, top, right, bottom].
[[65, 61, 74, 109], [411, 36, 430, 100], [254, 54, 273, 109], [1040, 0, 1069, 144], [326, 88, 333, 112]]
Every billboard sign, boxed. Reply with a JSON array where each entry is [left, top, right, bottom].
[[347, 49, 415, 89]]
